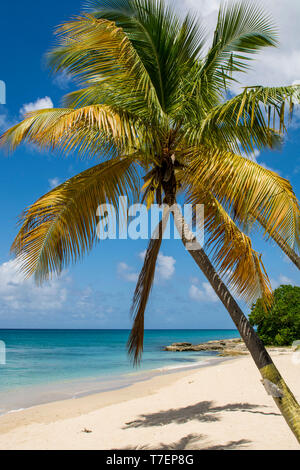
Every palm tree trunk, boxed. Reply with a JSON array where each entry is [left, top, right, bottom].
[[172, 204, 300, 443], [274, 234, 300, 269]]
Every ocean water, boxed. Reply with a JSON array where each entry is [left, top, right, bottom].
[[0, 329, 240, 414]]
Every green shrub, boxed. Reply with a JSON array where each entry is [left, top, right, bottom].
[[249, 285, 300, 346]]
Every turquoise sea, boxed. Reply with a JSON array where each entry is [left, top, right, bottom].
[[0, 329, 240, 414]]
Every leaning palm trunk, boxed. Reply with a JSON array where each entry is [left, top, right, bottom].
[[271, 233, 300, 270], [172, 204, 300, 443], [252, 213, 300, 270]]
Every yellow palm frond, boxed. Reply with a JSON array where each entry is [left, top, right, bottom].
[[49, 14, 163, 119], [188, 188, 272, 305], [11, 158, 139, 282], [0, 106, 140, 156], [63, 83, 156, 122], [183, 85, 300, 155], [247, 210, 300, 268], [186, 149, 300, 251]]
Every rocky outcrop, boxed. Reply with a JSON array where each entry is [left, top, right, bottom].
[[164, 338, 292, 356], [164, 338, 247, 355]]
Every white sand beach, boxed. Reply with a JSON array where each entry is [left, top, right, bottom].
[[0, 351, 299, 450]]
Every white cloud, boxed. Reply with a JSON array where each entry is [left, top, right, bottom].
[[0, 259, 114, 325], [117, 262, 138, 282], [48, 177, 60, 189], [185, 0, 220, 18], [138, 250, 147, 261], [189, 281, 219, 303], [259, 161, 281, 175], [170, 0, 300, 90], [118, 251, 176, 284], [279, 275, 293, 284], [20, 97, 53, 117], [241, 142, 281, 174], [250, 149, 260, 160], [0, 260, 68, 312], [53, 70, 73, 90], [240, 147, 261, 161], [138, 251, 176, 281], [0, 97, 53, 142], [271, 274, 295, 289], [156, 253, 176, 280]]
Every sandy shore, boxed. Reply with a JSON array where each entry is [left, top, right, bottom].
[[0, 351, 299, 450]]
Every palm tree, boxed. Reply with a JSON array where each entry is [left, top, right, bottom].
[[1, 0, 300, 441]]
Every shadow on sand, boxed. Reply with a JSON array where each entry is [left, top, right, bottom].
[[120, 434, 251, 450], [123, 400, 280, 429], [118, 400, 282, 450]]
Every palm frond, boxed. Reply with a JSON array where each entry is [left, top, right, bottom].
[[11, 158, 139, 282], [184, 84, 300, 154], [0, 105, 141, 157], [202, 0, 277, 92], [247, 211, 300, 268], [187, 152, 299, 247], [48, 13, 163, 119], [188, 188, 272, 305], [186, 149, 300, 253], [206, 85, 299, 132], [128, 207, 169, 364], [88, 0, 205, 114], [63, 83, 155, 122]]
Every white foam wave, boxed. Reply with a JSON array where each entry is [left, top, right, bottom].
[[155, 360, 209, 372]]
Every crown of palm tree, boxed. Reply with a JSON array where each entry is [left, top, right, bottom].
[[1, 0, 299, 363]]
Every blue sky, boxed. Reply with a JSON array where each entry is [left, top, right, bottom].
[[0, 0, 299, 329]]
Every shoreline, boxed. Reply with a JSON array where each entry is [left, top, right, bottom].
[[0, 351, 299, 449], [0, 329, 241, 415], [0, 336, 295, 418], [0, 356, 236, 436], [0, 354, 230, 419]]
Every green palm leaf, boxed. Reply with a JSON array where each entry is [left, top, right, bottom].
[[88, 0, 206, 114], [202, 0, 277, 93]]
